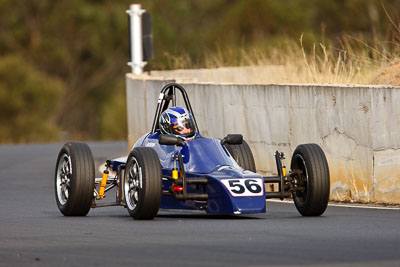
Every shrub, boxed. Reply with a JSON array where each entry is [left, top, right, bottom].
[[0, 55, 65, 143]]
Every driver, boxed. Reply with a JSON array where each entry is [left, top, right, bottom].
[[159, 107, 196, 139]]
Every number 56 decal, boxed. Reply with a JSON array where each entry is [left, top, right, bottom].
[[220, 178, 264, 197]]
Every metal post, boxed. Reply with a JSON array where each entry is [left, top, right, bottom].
[[126, 4, 146, 74]]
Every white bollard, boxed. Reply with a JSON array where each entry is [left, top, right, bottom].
[[126, 4, 147, 74]]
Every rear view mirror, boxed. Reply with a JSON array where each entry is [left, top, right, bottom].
[[221, 134, 243, 145], [159, 134, 185, 146]]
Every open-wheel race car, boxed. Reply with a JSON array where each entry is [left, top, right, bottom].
[[55, 83, 330, 220]]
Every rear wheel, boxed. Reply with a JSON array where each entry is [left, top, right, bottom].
[[55, 142, 95, 216], [124, 147, 162, 220], [224, 140, 256, 172], [290, 144, 330, 216]]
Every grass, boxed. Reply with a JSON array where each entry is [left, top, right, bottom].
[[163, 33, 400, 86]]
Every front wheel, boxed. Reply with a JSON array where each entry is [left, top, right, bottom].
[[55, 142, 95, 216], [124, 147, 162, 220], [290, 144, 330, 216]]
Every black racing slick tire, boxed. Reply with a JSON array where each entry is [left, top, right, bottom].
[[55, 142, 95, 216], [124, 147, 162, 220], [290, 144, 330, 216], [225, 140, 256, 172]]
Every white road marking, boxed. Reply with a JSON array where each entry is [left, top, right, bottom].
[[266, 199, 400, 210]]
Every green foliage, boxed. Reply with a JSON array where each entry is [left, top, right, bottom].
[[0, 0, 399, 142], [144, 0, 400, 68], [0, 55, 64, 143], [0, 0, 130, 141], [98, 79, 127, 141]]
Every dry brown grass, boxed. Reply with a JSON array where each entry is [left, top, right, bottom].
[[165, 34, 400, 86], [373, 61, 400, 86]]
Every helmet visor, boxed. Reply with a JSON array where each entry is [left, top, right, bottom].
[[171, 118, 195, 137]]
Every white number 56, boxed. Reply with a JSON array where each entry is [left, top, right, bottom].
[[221, 178, 264, 197]]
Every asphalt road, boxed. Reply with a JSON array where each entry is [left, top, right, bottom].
[[1, 142, 399, 266]]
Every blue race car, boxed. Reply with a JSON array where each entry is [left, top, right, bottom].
[[55, 83, 330, 220]]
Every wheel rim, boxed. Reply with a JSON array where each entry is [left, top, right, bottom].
[[125, 157, 142, 210], [292, 154, 309, 206], [56, 153, 72, 205]]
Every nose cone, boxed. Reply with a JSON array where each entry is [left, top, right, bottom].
[[205, 167, 266, 215]]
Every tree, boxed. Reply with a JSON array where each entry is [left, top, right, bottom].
[[0, 55, 64, 142]]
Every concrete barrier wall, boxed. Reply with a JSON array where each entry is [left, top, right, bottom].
[[126, 73, 400, 204], [150, 65, 285, 84]]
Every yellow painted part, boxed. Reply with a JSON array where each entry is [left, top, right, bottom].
[[172, 169, 178, 179], [282, 167, 286, 176], [99, 171, 109, 199]]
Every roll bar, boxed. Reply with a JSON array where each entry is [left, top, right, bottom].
[[150, 83, 200, 134]]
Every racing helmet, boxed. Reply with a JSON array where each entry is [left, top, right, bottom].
[[159, 107, 196, 138]]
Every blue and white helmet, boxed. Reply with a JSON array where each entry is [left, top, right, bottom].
[[159, 107, 195, 138]]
